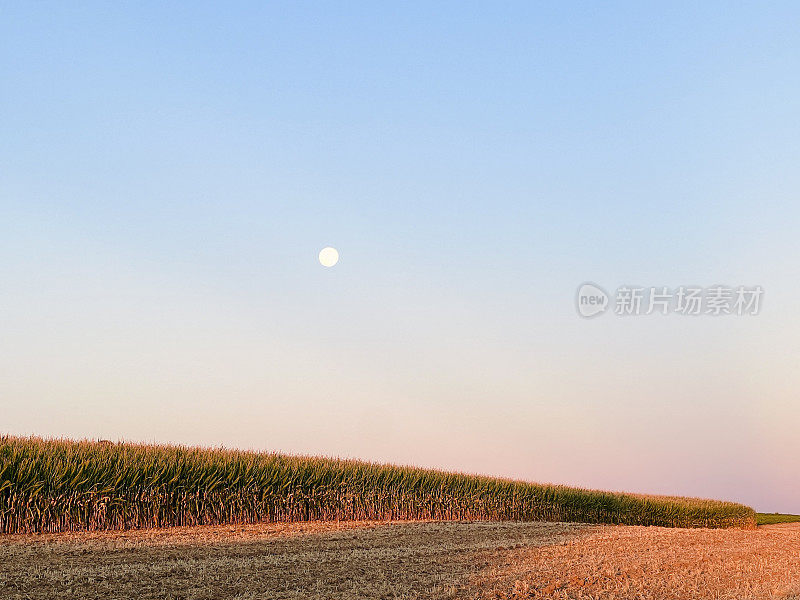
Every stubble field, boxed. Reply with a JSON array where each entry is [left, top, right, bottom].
[[2, 520, 799, 600]]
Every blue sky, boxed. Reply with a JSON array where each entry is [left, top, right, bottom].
[[2, 2, 800, 512]]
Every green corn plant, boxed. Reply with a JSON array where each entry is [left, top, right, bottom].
[[0, 435, 756, 534]]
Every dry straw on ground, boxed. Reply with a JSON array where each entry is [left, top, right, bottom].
[[2, 520, 798, 600], [470, 523, 800, 599]]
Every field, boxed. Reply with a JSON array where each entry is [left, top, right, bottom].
[[1, 520, 799, 599], [4, 435, 785, 598], [757, 513, 800, 525], [0, 435, 755, 533]]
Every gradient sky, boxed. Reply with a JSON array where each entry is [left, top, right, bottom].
[[2, 2, 799, 512]]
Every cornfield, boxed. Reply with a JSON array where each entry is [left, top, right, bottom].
[[0, 435, 756, 534]]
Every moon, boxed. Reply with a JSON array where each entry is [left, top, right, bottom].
[[318, 247, 339, 267]]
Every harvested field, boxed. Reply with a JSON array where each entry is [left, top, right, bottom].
[[1, 520, 798, 600], [471, 522, 800, 599]]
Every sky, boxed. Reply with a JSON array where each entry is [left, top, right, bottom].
[[1, 2, 799, 513]]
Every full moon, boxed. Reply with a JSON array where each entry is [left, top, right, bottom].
[[318, 246, 339, 267]]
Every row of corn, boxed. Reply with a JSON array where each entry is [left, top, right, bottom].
[[0, 435, 756, 533]]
